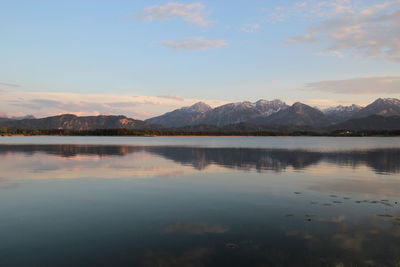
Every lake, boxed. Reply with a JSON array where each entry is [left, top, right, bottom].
[[0, 137, 399, 266]]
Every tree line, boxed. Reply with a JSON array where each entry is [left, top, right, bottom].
[[1, 127, 400, 137]]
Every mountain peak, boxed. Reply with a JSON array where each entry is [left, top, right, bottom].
[[292, 102, 306, 108], [375, 98, 400, 105], [289, 102, 321, 115], [181, 102, 212, 113], [353, 97, 400, 118], [145, 102, 212, 127]]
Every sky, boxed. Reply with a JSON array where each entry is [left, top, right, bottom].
[[1, 0, 400, 119]]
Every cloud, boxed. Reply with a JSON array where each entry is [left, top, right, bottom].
[[305, 76, 400, 94], [157, 94, 184, 101], [138, 2, 211, 27], [267, 0, 357, 23], [10, 99, 150, 115], [285, 1, 400, 62], [163, 37, 228, 51], [240, 24, 261, 33], [0, 82, 21, 88], [0, 91, 227, 120], [291, 0, 356, 17]]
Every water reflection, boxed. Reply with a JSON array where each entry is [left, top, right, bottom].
[[147, 146, 400, 174], [1, 144, 399, 174], [0, 143, 400, 266]]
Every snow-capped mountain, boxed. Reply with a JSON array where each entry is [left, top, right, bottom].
[[146, 98, 400, 128], [197, 99, 289, 127], [252, 102, 331, 127], [254, 99, 288, 116], [322, 104, 363, 123]]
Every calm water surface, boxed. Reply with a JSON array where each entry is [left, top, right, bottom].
[[0, 137, 399, 266]]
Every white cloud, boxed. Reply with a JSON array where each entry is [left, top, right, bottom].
[[0, 91, 227, 120], [240, 24, 261, 33], [305, 76, 400, 94], [292, 0, 356, 17], [139, 2, 211, 27], [0, 82, 21, 88], [163, 37, 228, 51], [268, 0, 357, 22], [157, 95, 184, 101], [285, 0, 400, 62], [286, 33, 316, 43]]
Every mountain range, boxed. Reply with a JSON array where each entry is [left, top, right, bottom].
[[146, 98, 400, 130], [1, 98, 400, 133], [0, 114, 150, 131]]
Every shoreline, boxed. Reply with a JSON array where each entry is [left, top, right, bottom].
[[2, 134, 399, 137]]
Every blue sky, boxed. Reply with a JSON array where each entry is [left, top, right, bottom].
[[1, 0, 400, 119]]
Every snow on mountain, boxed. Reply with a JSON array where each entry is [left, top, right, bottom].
[[323, 104, 363, 114], [146, 99, 289, 127], [252, 102, 331, 127], [197, 99, 289, 127], [322, 104, 363, 123]]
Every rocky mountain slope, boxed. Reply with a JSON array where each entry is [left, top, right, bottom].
[[352, 98, 400, 118], [198, 99, 288, 127], [146, 102, 212, 127]]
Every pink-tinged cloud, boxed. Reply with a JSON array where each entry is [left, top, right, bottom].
[[306, 76, 400, 94], [0, 82, 21, 88], [139, 2, 212, 27], [285, 1, 400, 62], [0, 91, 227, 120]]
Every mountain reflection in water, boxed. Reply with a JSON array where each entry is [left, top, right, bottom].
[[0, 144, 399, 174], [0, 143, 399, 266]]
